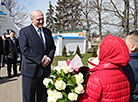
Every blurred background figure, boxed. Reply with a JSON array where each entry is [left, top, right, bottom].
[[6, 30, 20, 78], [1, 35, 8, 67], [0, 35, 3, 79]]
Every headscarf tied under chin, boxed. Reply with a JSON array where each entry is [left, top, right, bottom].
[[99, 34, 130, 67]]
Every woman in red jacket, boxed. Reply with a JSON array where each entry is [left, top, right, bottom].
[[79, 34, 130, 102]]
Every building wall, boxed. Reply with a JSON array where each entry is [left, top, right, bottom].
[[63, 39, 86, 55], [54, 36, 86, 56]]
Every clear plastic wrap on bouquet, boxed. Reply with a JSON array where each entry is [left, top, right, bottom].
[[68, 54, 83, 72]]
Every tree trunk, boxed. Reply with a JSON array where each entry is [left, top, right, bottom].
[[97, 0, 102, 39], [123, 0, 129, 35], [134, 0, 138, 30], [126, 0, 129, 35]]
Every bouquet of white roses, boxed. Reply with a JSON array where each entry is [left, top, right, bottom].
[[43, 65, 85, 102]]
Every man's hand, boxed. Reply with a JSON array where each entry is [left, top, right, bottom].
[[41, 55, 50, 67], [8, 53, 11, 58]]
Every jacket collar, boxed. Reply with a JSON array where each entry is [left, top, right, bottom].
[[130, 52, 138, 57]]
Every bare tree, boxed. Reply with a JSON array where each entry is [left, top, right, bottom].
[[103, 0, 130, 35], [133, 0, 138, 30], [89, 0, 103, 39], [107, 0, 138, 34], [80, 0, 92, 52], [81, 0, 112, 38], [96, 0, 103, 39], [81, 0, 90, 30], [80, 0, 137, 37], [122, 0, 129, 35], [131, 0, 138, 30], [2, 0, 28, 28]]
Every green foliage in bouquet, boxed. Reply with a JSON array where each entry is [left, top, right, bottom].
[[75, 45, 81, 58], [43, 66, 85, 102], [62, 46, 67, 57]]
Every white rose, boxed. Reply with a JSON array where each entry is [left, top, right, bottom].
[[55, 91, 63, 99], [43, 78, 53, 87], [61, 66, 68, 74], [68, 93, 78, 101], [75, 73, 84, 84], [47, 90, 63, 100], [47, 89, 52, 96], [75, 84, 84, 94], [55, 80, 66, 90], [47, 96, 57, 102], [47, 89, 54, 96]]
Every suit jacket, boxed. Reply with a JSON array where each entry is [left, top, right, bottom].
[[19, 24, 56, 77], [7, 37, 19, 59]]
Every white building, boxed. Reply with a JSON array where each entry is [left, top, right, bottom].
[[0, 0, 19, 36], [53, 29, 91, 56], [53, 35, 86, 56]]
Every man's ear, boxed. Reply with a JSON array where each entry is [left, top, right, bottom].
[[31, 17, 33, 21], [130, 44, 137, 52]]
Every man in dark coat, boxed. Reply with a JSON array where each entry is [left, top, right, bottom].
[[1, 35, 8, 67], [122, 30, 138, 102], [7, 30, 20, 78], [0, 36, 3, 79], [19, 10, 56, 102]]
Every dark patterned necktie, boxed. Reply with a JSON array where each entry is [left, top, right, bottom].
[[38, 29, 46, 48]]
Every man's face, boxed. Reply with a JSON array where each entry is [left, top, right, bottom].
[[31, 11, 44, 28], [10, 32, 15, 38]]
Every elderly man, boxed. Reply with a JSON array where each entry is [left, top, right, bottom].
[[19, 10, 56, 102]]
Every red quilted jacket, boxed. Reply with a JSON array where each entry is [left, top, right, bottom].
[[79, 35, 130, 102]]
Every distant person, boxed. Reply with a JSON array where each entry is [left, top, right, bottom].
[[79, 34, 130, 102], [7, 30, 20, 78], [0, 36, 3, 79], [1, 35, 8, 67], [122, 30, 138, 102], [19, 10, 56, 102]]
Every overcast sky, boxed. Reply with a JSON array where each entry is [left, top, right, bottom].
[[18, 0, 57, 26]]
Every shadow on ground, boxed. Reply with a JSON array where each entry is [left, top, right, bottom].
[[0, 73, 21, 85]]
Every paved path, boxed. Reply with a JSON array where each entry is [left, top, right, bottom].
[[0, 65, 22, 102], [0, 65, 55, 102]]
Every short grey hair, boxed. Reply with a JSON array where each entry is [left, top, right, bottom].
[[30, 10, 43, 19]]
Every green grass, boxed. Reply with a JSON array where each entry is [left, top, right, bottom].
[[52, 53, 92, 66]]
